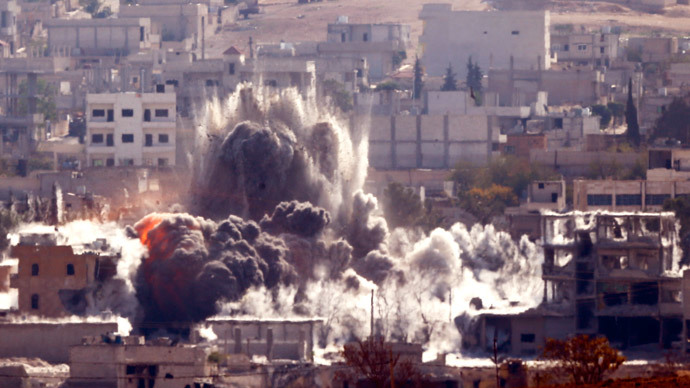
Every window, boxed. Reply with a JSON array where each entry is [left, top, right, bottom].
[[31, 263, 39, 276], [578, 44, 587, 51], [91, 134, 104, 144], [121, 109, 134, 117], [205, 79, 219, 87], [646, 194, 670, 206], [551, 193, 558, 203], [145, 134, 153, 147], [587, 194, 612, 206], [106, 134, 114, 146], [158, 158, 168, 167], [229, 63, 235, 75], [31, 294, 39, 309], [538, 183, 545, 189], [511, 30, 519, 35], [616, 194, 641, 206], [520, 333, 535, 343], [92, 159, 104, 167], [363, 32, 368, 42], [600, 47, 605, 54], [122, 159, 134, 166], [144, 109, 151, 122], [122, 134, 134, 143], [92, 109, 105, 118], [504, 145, 515, 154], [107, 109, 114, 122], [563, 44, 569, 51], [66, 264, 75, 275], [158, 134, 169, 143], [554, 118, 563, 129], [154, 109, 168, 118], [156, 84, 165, 93], [140, 26, 145, 42], [166, 79, 179, 87], [341, 32, 346, 42], [106, 158, 115, 167]]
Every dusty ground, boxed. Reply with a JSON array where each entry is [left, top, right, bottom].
[[205, 0, 690, 60]]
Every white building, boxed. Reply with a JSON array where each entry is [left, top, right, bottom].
[[419, 4, 550, 76], [86, 89, 176, 168]]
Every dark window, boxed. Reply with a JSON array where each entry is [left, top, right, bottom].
[[106, 158, 115, 167], [554, 118, 563, 129], [156, 84, 165, 93], [511, 30, 519, 35], [31, 294, 39, 309], [66, 264, 75, 275], [538, 183, 545, 189], [92, 109, 105, 118], [91, 134, 104, 144], [229, 63, 235, 75], [205, 79, 219, 87], [563, 44, 569, 51], [31, 263, 39, 276], [587, 194, 612, 206], [154, 109, 168, 118], [126, 365, 136, 375], [122, 134, 134, 143], [551, 192, 558, 203], [140, 26, 145, 42], [107, 109, 114, 122], [646, 194, 671, 205], [165, 79, 179, 87], [122, 159, 134, 166], [520, 333, 535, 343], [363, 33, 368, 42], [122, 109, 134, 117], [492, 142, 499, 151], [158, 158, 168, 167], [504, 145, 515, 154], [600, 47, 605, 54], [144, 109, 151, 122], [158, 134, 169, 143], [341, 32, 346, 42], [145, 134, 153, 147], [616, 194, 642, 206], [106, 134, 114, 146]]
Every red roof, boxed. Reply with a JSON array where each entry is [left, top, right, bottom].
[[223, 46, 242, 55]]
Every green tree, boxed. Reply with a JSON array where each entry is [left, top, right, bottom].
[[413, 56, 424, 100], [591, 104, 612, 128], [17, 79, 56, 121], [540, 335, 626, 385], [321, 79, 353, 113], [392, 50, 407, 68], [465, 56, 483, 92], [382, 182, 423, 229], [441, 63, 458, 91], [652, 94, 690, 143], [375, 81, 401, 91], [626, 78, 641, 147]]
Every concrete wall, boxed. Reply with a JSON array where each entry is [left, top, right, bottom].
[[531, 150, 639, 176], [46, 18, 151, 55], [573, 179, 690, 211], [367, 114, 494, 169], [419, 5, 550, 76], [0, 321, 118, 363]]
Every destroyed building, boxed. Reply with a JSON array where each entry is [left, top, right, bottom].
[[474, 212, 683, 355], [9, 233, 119, 317]]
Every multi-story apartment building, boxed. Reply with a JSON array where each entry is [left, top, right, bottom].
[[550, 28, 620, 67], [86, 89, 177, 168]]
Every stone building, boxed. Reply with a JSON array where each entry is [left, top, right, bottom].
[[45, 18, 153, 57], [9, 232, 118, 317]]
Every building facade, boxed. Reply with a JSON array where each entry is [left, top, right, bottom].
[[419, 5, 550, 76], [86, 90, 177, 168]]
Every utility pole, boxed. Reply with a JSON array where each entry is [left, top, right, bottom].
[[370, 289, 374, 337]]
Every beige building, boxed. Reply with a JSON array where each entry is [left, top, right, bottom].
[[86, 89, 177, 168], [69, 335, 212, 388], [419, 5, 550, 76], [9, 233, 117, 317], [572, 179, 690, 211], [627, 36, 678, 63], [45, 18, 152, 56], [550, 29, 620, 67]]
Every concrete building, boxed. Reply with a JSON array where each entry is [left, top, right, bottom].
[[476, 212, 682, 355], [0, 320, 118, 363], [419, 5, 550, 77], [86, 89, 177, 168], [668, 63, 690, 88], [9, 232, 118, 317], [0, 0, 20, 55], [69, 335, 212, 388], [550, 28, 620, 67], [365, 113, 498, 169], [45, 18, 152, 57], [205, 317, 322, 362], [320, 17, 410, 80], [530, 150, 640, 177], [501, 132, 546, 159], [627, 36, 678, 63]]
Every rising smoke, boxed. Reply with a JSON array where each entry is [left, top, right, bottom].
[[5, 84, 547, 356]]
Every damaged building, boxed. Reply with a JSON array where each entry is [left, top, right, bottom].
[[474, 212, 683, 355], [9, 232, 119, 317]]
